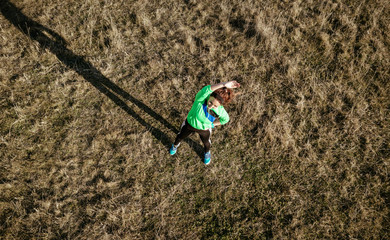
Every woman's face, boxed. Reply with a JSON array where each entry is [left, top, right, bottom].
[[207, 97, 221, 109]]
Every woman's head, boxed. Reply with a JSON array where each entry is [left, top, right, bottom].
[[208, 87, 235, 109]]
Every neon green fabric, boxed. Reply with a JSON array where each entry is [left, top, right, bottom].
[[186, 85, 230, 130]]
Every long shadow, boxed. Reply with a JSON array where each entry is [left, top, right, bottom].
[[0, 0, 203, 158]]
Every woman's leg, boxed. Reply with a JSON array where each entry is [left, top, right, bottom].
[[198, 128, 212, 153], [174, 120, 193, 146]]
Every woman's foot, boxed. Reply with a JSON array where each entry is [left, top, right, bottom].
[[204, 152, 211, 165], [169, 144, 179, 155]]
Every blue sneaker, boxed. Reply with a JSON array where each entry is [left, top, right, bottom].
[[204, 152, 211, 165], [169, 144, 178, 155]]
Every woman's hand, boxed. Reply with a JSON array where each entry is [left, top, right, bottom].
[[210, 81, 240, 91], [224, 81, 240, 89]]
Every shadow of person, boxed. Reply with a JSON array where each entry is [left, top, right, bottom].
[[0, 0, 204, 159]]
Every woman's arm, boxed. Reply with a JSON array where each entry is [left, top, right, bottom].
[[210, 81, 240, 91], [212, 107, 229, 127]]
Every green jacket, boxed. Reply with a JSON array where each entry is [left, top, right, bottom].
[[186, 85, 230, 130]]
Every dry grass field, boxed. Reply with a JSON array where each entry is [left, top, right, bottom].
[[1, 0, 389, 239]]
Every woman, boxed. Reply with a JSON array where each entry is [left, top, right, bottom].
[[169, 81, 240, 164]]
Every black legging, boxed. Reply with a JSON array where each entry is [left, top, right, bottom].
[[174, 120, 211, 153]]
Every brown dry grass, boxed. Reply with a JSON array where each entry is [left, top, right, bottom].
[[0, 0, 389, 239]]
